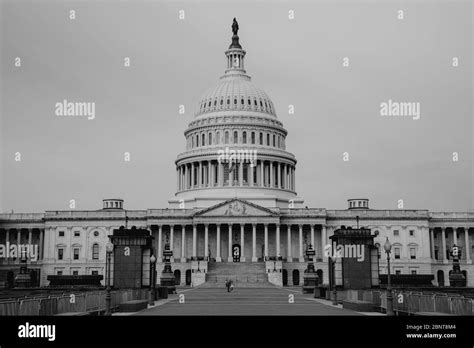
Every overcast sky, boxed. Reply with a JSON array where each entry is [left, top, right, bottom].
[[0, 0, 472, 213]]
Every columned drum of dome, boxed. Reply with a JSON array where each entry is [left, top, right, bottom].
[[169, 19, 304, 209]]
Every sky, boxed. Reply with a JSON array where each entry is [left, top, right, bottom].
[[0, 0, 472, 213]]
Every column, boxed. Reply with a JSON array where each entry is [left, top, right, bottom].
[[298, 224, 304, 262], [453, 227, 458, 246], [239, 162, 243, 186], [216, 224, 222, 262], [184, 164, 188, 189], [287, 225, 292, 261], [240, 224, 245, 261], [157, 226, 163, 262], [276, 224, 280, 256], [228, 224, 233, 262], [441, 227, 447, 263], [252, 224, 257, 262], [208, 160, 212, 187], [310, 225, 315, 250], [192, 224, 197, 258], [430, 228, 435, 260], [191, 163, 195, 188], [269, 161, 274, 187], [204, 224, 209, 259], [264, 224, 268, 259], [176, 167, 179, 191], [250, 164, 254, 187], [465, 227, 471, 263], [181, 225, 186, 262], [199, 162, 203, 187], [39, 230, 44, 260], [260, 161, 264, 187], [322, 225, 327, 261], [277, 162, 281, 188], [5, 230, 10, 262]]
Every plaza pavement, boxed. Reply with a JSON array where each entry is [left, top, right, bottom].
[[134, 286, 375, 316]]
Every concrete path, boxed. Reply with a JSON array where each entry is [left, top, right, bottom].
[[135, 286, 362, 316]]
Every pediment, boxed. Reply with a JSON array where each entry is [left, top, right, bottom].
[[194, 199, 278, 217]]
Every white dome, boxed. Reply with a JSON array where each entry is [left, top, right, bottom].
[[196, 77, 276, 118]]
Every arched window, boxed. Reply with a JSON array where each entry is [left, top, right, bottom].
[[273, 134, 276, 147], [196, 134, 199, 147], [92, 244, 99, 260], [220, 99, 223, 106], [208, 132, 212, 145], [267, 133, 270, 145], [248, 99, 251, 106], [192, 136, 195, 148], [233, 131, 238, 144], [225, 131, 229, 144], [241, 98, 244, 105], [234, 99, 237, 105], [214, 100, 217, 106], [208, 101, 211, 107], [259, 132, 263, 145], [254, 99, 257, 106], [251, 132, 255, 144], [227, 99, 230, 105], [260, 100, 263, 107], [216, 131, 220, 144], [278, 135, 281, 148], [202, 134, 205, 146], [243, 131, 247, 144]]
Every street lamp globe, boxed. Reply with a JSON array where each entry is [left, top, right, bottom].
[[150, 254, 156, 264], [383, 237, 392, 253], [106, 242, 114, 254]]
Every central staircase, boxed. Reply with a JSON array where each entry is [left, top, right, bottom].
[[200, 262, 273, 288]]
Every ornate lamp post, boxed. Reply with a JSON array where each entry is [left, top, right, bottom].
[[105, 241, 114, 316], [384, 237, 394, 316], [149, 254, 157, 306]]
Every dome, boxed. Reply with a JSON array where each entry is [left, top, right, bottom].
[[196, 77, 277, 118]]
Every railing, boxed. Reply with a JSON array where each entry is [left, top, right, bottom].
[[0, 288, 149, 316], [345, 289, 474, 315]]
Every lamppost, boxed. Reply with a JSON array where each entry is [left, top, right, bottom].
[[149, 254, 157, 306], [384, 237, 394, 316], [105, 241, 113, 316]]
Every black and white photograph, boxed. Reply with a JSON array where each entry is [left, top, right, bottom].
[[0, 0, 473, 346]]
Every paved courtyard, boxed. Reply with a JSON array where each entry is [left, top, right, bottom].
[[135, 286, 362, 315]]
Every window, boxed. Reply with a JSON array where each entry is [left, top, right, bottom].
[[241, 98, 244, 105], [224, 131, 229, 144], [409, 230, 415, 237], [410, 248, 416, 259], [196, 134, 199, 147], [58, 248, 64, 260], [248, 99, 251, 105], [73, 248, 80, 260], [273, 134, 276, 147], [394, 247, 401, 259], [227, 99, 230, 105], [74, 231, 80, 237], [202, 134, 205, 146], [266, 134, 270, 145], [92, 244, 99, 260], [234, 99, 237, 105], [411, 270, 417, 275], [395, 270, 401, 275], [233, 131, 238, 144], [216, 132, 220, 144], [91, 270, 98, 275], [57, 270, 63, 276], [72, 270, 79, 276], [251, 132, 255, 144], [59, 231, 64, 237], [209, 133, 212, 145], [220, 99, 223, 105], [393, 230, 399, 236], [243, 131, 247, 144], [259, 132, 263, 145], [94, 231, 99, 237]]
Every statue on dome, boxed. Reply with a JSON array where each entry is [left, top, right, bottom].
[[232, 18, 239, 36]]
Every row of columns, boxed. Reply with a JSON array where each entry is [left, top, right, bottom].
[[154, 223, 326, 263], [0, 228, 45, 261], [177, 160, 296, 192], [430, 227, 471, 263]]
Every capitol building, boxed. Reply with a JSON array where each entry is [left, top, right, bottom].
[[0, 20, 473, 289]]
